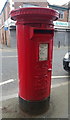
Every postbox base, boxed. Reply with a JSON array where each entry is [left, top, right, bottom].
[[19, 96, 50, 114]]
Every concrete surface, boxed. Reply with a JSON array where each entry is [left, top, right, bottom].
[[0, 82, 68, 119]]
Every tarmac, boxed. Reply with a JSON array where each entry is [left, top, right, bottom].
[[0, 82, 69, 119]]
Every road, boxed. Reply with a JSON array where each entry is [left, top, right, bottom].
[[0, 46, 69, 100]]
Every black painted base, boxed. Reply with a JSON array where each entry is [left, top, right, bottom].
[[19, 96, 50, 115]]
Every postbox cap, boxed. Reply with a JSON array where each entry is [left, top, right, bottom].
[[10, 7, 59, 23]]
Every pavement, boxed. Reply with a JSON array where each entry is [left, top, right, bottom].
[[0, 44, 69, 119], [0, 82, 68, 119]]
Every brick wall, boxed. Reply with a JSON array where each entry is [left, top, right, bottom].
[[58, 10, 68, 22], [14, 2, 48, 9], [0, 2, 11, 46]]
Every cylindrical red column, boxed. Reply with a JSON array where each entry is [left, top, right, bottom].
[[10, 7, 59, 114]]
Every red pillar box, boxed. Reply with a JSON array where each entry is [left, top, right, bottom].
[[10, 8, 59, 114]]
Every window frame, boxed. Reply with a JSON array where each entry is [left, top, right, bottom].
[[59, 11, 64, 20]]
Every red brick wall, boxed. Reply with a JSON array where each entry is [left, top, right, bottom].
[[14, 2, 48, 9], [58, 10, 68, 22]]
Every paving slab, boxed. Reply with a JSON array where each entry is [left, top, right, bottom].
[[0, 83, 68, 119]]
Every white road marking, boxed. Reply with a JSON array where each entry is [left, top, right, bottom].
[[0, 82, 69, 101], [2, 56, 17, 58], [0, 79, 15, 86], [52, 75, 70, 79], [0, 75, 69, 86], [0, 77, 69, 101], [2, 49, 16, 52]]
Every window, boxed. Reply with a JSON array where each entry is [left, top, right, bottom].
[[59, 11, 64, 19]]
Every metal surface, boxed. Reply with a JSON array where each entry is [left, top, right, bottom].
[[19, 96, 50, 114], [10, 7, 59, 23], [17, 25, 54, 101], [10, 8, 59, 103]]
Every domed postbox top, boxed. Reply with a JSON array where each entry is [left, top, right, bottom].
[[10, 7, 59, 24]]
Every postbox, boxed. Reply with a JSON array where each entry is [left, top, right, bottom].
[[10, 7, 59, 114]]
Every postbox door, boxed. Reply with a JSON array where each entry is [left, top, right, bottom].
[[17, 25, 54, 101], [30, 29, 53, 100]]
